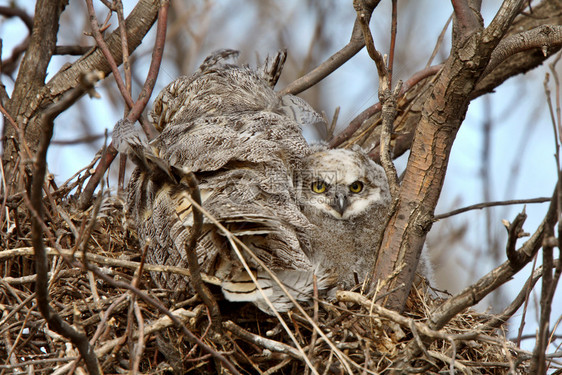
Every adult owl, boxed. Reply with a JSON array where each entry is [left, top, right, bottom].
[[125, 50, 332, 314], [298, 146, 392, 289]]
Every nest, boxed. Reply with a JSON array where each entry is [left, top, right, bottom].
[[0, 180, 535, 374]]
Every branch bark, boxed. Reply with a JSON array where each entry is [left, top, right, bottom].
[[339, 1, 562, 161], [3, 0, 67, 166], [370, 0, 526, 312]]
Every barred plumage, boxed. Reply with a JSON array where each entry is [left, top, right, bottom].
[[125, 50, 334, 313]]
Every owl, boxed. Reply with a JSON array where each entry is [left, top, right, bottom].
[[298, 146, 392, 289], [124, 50, 333, 314]]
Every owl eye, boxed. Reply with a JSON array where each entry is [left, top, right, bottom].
[[311, 180, 327, 194], [349, 181, 364, 193]]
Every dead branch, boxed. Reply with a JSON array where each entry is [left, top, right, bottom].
[[429, 183, 558, 331], [224, 320, 302, 360], [434, 197, 550, 220]]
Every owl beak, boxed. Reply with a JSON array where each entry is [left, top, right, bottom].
[[331, 192, 348, 216]]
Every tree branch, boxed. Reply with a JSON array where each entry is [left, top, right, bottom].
[[279, 0, 381, 95], [479, 259, 559, 332], [428, 184, 558, 330], [433, 197, 550, 220], [370, 0, 528, 312], [79, 0, 169, 209], [30, 71, 103, 375], [3, 0, 66, 160]]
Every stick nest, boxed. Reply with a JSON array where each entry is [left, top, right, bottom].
[[0, 184, 532, 374]]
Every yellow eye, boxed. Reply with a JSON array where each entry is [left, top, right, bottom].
[[349, 181, 364, 193], [311, 181, 327, 194]]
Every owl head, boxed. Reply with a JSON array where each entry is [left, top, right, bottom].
[[299, 147, 391, 221]]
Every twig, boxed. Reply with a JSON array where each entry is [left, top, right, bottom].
[[50, 133, 106, 145], [29, 71, 103, 375], [433, 197, 550, 220], [181, 172, 222, 333], [54, 45, 92, 55], [0, 6, 33, 30], [79, 0, 169, 209], [224, 320, 302, 360], [85, 0, 134, 112], [530, 218, 556, 374], [131, 300, 145, 374], [306, 275, 320, 372], [354, 0, 388, 85], [354, 0, 399, 195], [505, 209, 528, 267], [379, 82, 401, 196], [388, 0, 397, 84], [516, 252, 538, 347], [279, 0, 381, 95], [426, 14, 453, 68], [479, 260, 559, 331]]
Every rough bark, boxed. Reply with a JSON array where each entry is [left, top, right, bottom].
[[371, 0, 531, 311], [3, 0, 67, 164]]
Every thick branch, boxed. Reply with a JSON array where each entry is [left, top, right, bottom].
[[3, 0, 66, 162], [482, 25, 562, 78], [369, 0, 529, 312]]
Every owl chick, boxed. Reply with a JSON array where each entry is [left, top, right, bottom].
[[298, 146, 392, 289]]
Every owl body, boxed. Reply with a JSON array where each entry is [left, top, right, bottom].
[[126, 51, 335, 314], [150, 50, 323, 134], [299, 147, 392, 289]]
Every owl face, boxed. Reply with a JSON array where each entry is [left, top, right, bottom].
[[300, 148, 391, 221]]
